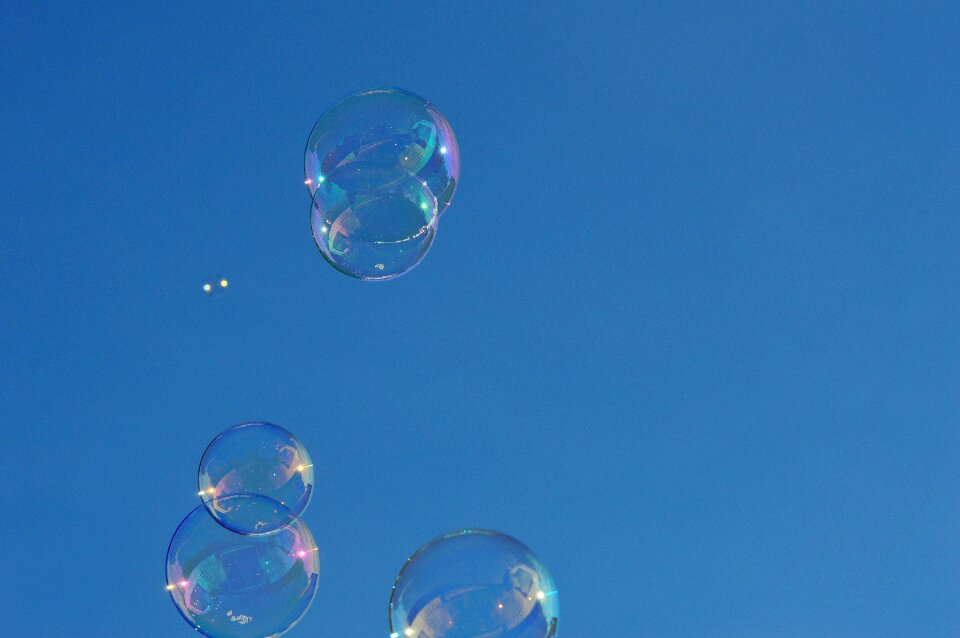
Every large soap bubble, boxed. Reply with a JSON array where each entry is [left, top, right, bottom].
[[166, 495, 320, 638], [304, 88, 460, 280], [198, 422, 314, 535], [304, 88, 460, 216], [389, 529, 559, 638]]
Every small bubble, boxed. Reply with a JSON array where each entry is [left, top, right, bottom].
[[201, 275, 229, 297]]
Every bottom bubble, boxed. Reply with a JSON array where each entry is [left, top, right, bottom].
[[311, 178, 439, 280], [166, 495, 319, 638], [389, 529, 559, 638]]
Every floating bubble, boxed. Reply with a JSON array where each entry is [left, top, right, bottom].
[[303, 88, 460, 280], [166, 495, 320, 638], [311, 176, 438, 280], [199, 422, 314, 535], [305, 88, 460, 216], [202, 276, 230, 296], [389, 530, 559, 638]]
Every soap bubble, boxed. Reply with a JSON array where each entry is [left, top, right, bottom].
[[166, 495, 319, 638], [389, 529, 559, 638], [198, 422, 314, 535], [303, 88, 460, 280], [304, 88, 460, 217], [311, 176, 438, 280]]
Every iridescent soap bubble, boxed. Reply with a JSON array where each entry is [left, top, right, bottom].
[[389, 530, 559, 638], [198, 422, 314, 535], [166, 495, 320, 638], [311, 176, 438, 280], [304, 88, 460, 280], [304, 88, 460, 216]]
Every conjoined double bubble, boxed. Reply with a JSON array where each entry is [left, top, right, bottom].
[[166, 423, 319, 638], [304, 88, 460, 280], [389, 529, 560, 638]]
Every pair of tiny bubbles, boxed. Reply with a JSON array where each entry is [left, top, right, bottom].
[[202, 278, 229, 295]]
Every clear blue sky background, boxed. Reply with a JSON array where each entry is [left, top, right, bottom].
[[1, 2, 959, 636]]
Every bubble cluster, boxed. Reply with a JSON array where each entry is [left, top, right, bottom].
[[304, 88, 460, 280], [389, 529, 559, 638], [165, 423, 319, 638], [167, 433, 560, 638], [162, 96, 564, 637]]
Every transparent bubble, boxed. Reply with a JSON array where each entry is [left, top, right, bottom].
[[304, 88, 460, 217], [311, 176, 438, 280], [389, 530, 559, 638], [304, 88, 459, 280], [202, 276, 230, 296], [199, 423, 314, 535], [166, 495, 319, 638]]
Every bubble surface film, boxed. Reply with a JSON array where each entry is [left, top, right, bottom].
[[166, 495, 320, 638], [311, 176, 438, 280], [199, 422, 314, 535], [304, 88, 459, 280], [389, 530, 559, 638]]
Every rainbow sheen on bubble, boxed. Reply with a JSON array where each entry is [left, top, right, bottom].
[[304, 88, 460, 280], [389, 530, 559, 638], [311, 176, 438, 280], [199, 422, 314, 535], [166, 495, 320, 638]]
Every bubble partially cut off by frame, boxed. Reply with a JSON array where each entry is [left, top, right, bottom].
[[389, 529, 559, 638]]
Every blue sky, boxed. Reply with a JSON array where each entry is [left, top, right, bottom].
[[1, 2, 958, 636]]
